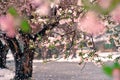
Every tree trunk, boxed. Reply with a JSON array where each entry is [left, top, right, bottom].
[[6, 38, 34, 80], [14, 49, 34, 80], [0, 40, 8, 68]]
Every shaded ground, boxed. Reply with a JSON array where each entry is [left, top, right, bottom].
[[33, 62, 111, 80], [0, 54, 113, 80], [0, 60, 111, 80]]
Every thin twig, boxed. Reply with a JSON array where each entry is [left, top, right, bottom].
[[81, 62, 86, 71]]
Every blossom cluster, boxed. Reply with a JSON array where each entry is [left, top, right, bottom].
[[0, 0, 120, 64]]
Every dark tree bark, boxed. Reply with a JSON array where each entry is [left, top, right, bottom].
[[0, 21, 58, 79], [0, 40, 8, 68], [6, 37, 34, 80]]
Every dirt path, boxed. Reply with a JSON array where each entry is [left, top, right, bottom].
[[0, 60, 111, 80], [33, 62, 111, 80]]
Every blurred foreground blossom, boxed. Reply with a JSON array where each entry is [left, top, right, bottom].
[[35, 3, 50, 16], [103, 62, 120, 80], [112, 69, 120, 80], [30, 0, 50, 16], [77, 11, 106, 36], [111, 5, 120, 24], [0, 14, 16, 38], [77, 0, 82, 6], [29, 0, 43, 8], [97, 0, 112, 9]]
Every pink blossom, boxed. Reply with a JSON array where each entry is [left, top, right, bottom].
[[97, 0, 112, 9], [77, 11, 106, 36], [35, 3, 50, 16], [30, 23, 38, 33], [0, 14, 16, 38], [29, 0, 50, 16], [111, 5, 120, 23], [53, 0, 60, 5], [112, 69, 120, 80], [77, 0, 82, 6], [59, 19, 72, 25], [29, 0, 43, 8], [6, 29, 16, 38]]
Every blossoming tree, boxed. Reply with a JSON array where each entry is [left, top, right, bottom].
[[0, 0, 120, 80]]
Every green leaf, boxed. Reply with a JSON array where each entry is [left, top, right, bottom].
[[92, 4, 108, 15], [8, 7, 18, 16], [82, 0, 107, 15], [113, 62, 120, 69], [20, 19, 31, 33], [82, 0, 120, 15], [49, 44, 55, 49], [37, 34, 42, 41], [82, 0, 91, 10], [108, 0, 120, 13], [103, 65, 112, 76], [103, 62, 120, 76]]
